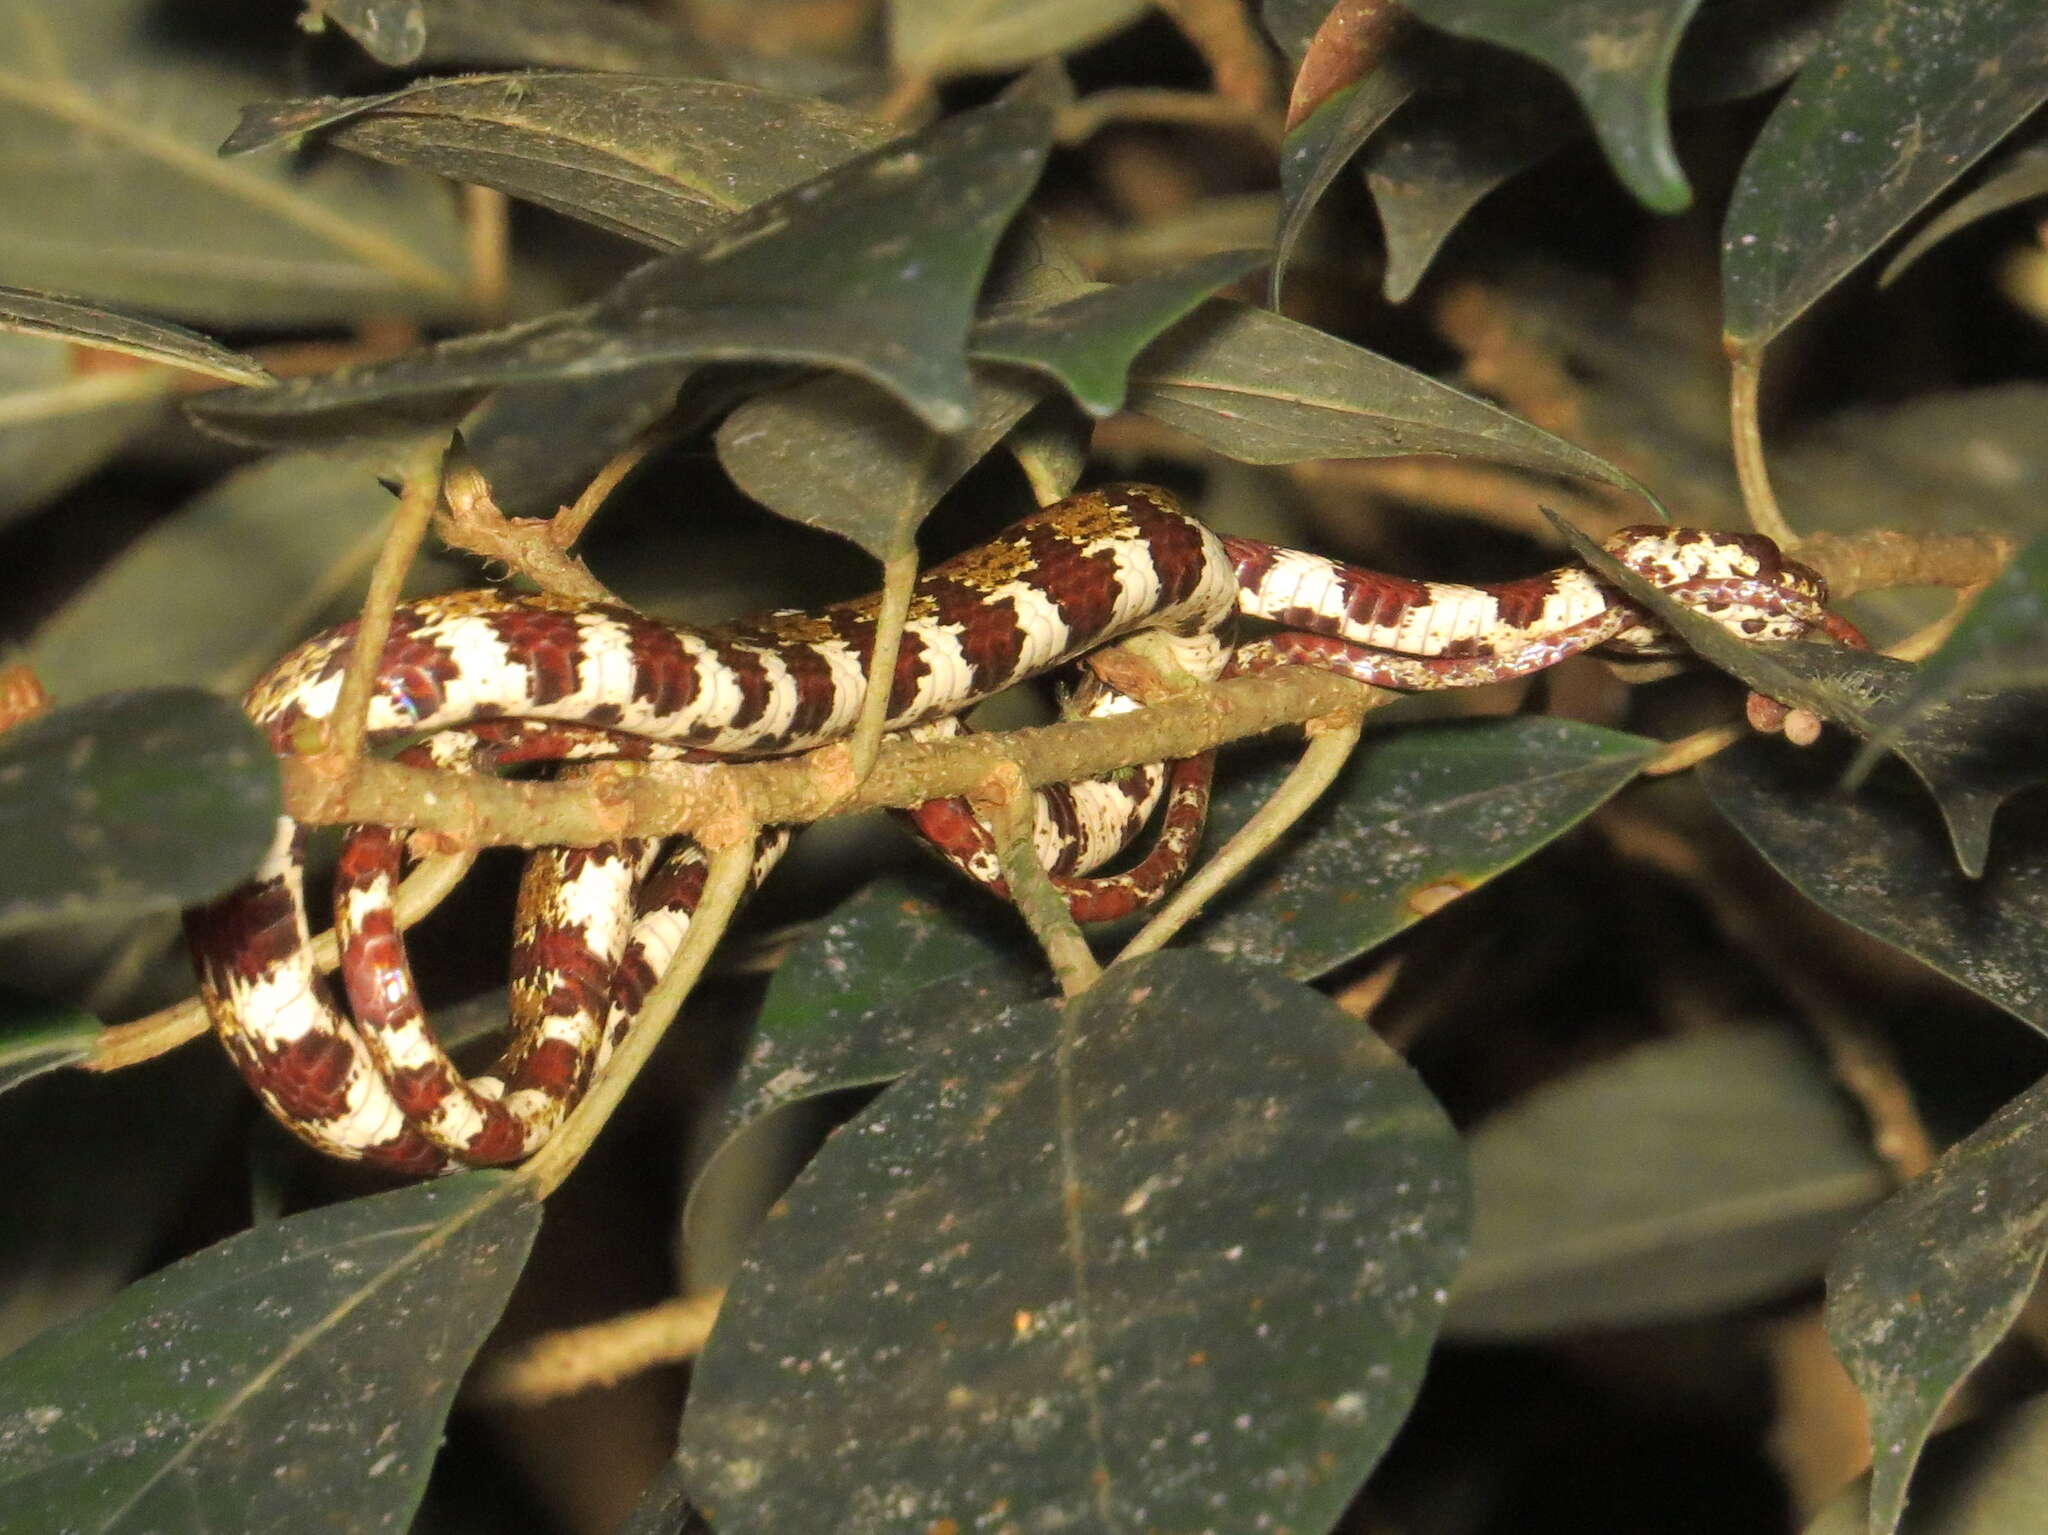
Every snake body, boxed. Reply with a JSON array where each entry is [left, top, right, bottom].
[[185, 487, 1853, 1173]]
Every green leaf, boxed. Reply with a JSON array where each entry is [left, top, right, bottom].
[[1826, 1071, 2048, 1535], [680, 950, 1470, 1531], [0, 285, 268, 385], [1449, 1028, 1887, 1337], [1191, 718, 1660, 979], [1701, 739, 2048, 1035], [888, 0, 1148, 76], [1126, 299, 1648, 492], [1851, 534, 2048, 780], [716, 369, 1054, 563], [1722, 0, 2048, 348], [1882, 135, 2048, 285], [972, 249, 1266, 416], [1361, 2, 1843, 301], [1273, 6, 1421, 304], [1406, 0, 1708, 211], [681, 877, 1045, 1285], [1805, 1391, 2048, 1535], [1544, 510, 2043, 877], [25, 452, 398, 700], [0, 0, 466, 326], [0, 334, 172, 528], [0, 1175, 539, 1531], [0, 985, 98, 1096], [0, 688, 281, 935], [315, 0, 712, 73], [711, 216, 1095, 558], [190, 96, 1054, 443], [225, 73, 888, 251]]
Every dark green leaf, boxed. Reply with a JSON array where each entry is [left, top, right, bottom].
[[1192, 719, 1660, 979], [461, 371, 687, 519], [1127, 299, 1647, 491], [1362, 1, 1842, 301], [1361, 62, 1581, 303], [972, 249, 1266, 416], [0, 1175, 539, 1531], [1722, 0, 2048, 347], [706, 877, 1041, 1151], [0, 335, 171, 528], [1806, 1391, 2048, 1535], [1449, 1028, 1886, 1336], [317, 0, 712, 72], [0, 0, 466, 325], [1701, 738, 2048, 1034], [191, 96, 1054, 442], [1273, 9, 1420, 304], [225, 73, 888, 251], [0, 985, 98, 1096], [1407, 0, 1707, 211], [0, 285, 268, 385], [25, 453, 398, 699], [1826, 1072, 2048, 1535], [0, 689, 280, 934], [1852, 535, 2048, 780], [712, 216, 1092, 557], [1544, 510, 2044, 877], [717, 370, 1053, 562], [1882, 136, 2048, 284], [888, 0, 1149, 75], [680, 950, 1469, 1531]]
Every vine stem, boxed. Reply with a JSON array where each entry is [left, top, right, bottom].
[[1116, 707, 1366, 965], [90, 851, 477, 1069], [519, 832, 758, 1199], [846, 548, 920, 782], [1727, 345, 1797, 547], [470, 1290, 725, 1405], [325, 439, 446, 761], [973, 759, 1102, 996]]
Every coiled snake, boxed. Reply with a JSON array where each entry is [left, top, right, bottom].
[[185, 486, 1860, 1174]]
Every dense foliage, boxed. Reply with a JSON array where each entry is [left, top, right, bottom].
[[0, 1, 2043, 1532]]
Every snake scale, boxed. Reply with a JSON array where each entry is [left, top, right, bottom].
[[184, 485, 1860, 1174]]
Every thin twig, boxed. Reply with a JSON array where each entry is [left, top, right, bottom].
[[462, 184, 511, 323], [470, 1291, 726, 1406], [1642, 721, 1747, 777], [1728, 347, 1797, 546], [279, 665, 1386, 851], [326, 439, 447, 760], [439, 447, 617, 603], [520, 832, 758, 1198], [552, 429, 659, 551], [1117, 708, 1367, 964], [89, 851, 477, 1071], [847, 548, 920, 782], [1155, 0, 1277, 120], [973, 760, 1101, 996]]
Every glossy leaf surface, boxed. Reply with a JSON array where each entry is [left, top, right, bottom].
[[0, 689, 280, 935], [1722, 0, 2048, 347], [1701, 740, 2048, 1035], [1407, 0, 1706, 210], [0, 285, 267, 385], [681, 950, 1469, 1532], [0, 1176, 539, 1532], [191, 97, 1052, 442], [1127, 299, 1644, 492], [0, 986, 98, 1097], [226, 73, 886, 251], [1191, 718, 1660, 979], [1827, 1072, 2048, 1535]]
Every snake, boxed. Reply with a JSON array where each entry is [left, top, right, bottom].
[[184, 485, 1860, 1174]]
